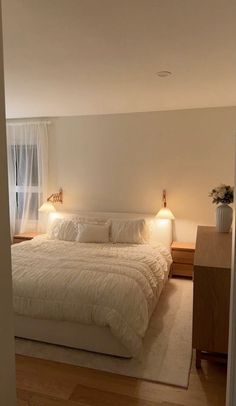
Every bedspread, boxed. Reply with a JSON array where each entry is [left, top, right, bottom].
[[12, 237, 172, 356]]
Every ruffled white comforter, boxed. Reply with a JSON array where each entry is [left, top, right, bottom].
[[12, 237, 172, 356]]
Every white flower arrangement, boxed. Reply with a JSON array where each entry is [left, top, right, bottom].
[[209, 184, 234, 205]]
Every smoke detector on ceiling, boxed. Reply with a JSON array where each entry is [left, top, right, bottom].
[[156, 71, 172, 78]]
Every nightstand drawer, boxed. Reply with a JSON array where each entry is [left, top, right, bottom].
[[171, 263, 193, 277], [172, 250, 194, 264]]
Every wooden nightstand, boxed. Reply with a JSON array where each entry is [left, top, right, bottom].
[[13, 232, 41, 244], [171, 241, 195, 278]]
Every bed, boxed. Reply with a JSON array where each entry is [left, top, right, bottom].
[[12, 212, 172, 358]]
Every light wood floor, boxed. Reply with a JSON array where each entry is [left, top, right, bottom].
[[16, 351, 227, 406]]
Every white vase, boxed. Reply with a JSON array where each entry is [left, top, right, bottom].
[[216, 204, 233, 233]]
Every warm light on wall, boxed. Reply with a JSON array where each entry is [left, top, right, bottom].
[[156, 218, 172, 227], [156, 190, 175, 220]]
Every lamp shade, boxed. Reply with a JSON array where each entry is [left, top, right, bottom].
[[156, 207, 175, 220], [38, 202, 56, 213]]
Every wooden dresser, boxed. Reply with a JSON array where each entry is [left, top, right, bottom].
[[193, 226, 232, 367]]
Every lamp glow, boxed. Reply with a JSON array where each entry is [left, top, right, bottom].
[[156, 207, 175, 220], [38, 202, 56, 213]]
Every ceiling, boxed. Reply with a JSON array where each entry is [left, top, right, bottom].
[[2, 0, 236, 118]]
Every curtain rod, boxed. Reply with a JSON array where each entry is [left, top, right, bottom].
[[6, 121, 51, 126]]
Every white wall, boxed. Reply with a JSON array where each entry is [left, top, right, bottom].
[[48, 106, 236, 242], [0, 3, 16, 404]]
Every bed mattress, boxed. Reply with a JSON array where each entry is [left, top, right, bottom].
[[12, 236, 172, 357]]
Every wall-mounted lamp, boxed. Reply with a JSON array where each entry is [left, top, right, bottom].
[[156, 190, 175, 220], [47, 188, 63, 204], [39, 188, 63, 213]]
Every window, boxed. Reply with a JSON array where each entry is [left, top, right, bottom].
[[11, 144, 41, 222], [7, 122, 48, 236]]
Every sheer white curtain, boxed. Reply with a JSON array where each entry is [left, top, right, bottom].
[[7, 122, 48, 237]]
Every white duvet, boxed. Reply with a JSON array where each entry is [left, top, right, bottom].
[[12, 237, 172, 357]]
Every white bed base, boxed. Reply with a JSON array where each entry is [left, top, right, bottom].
[[15, 316, 131, 358], [17, 210, 173, 358], [15, 265, 170, 358]]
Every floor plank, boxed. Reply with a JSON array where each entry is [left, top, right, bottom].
[[16, 356, 79, 400], [17, 391, 84, 406], [70, 383, 162, 406], [16, 351, 227, 406], [17, 400, 28, 406]]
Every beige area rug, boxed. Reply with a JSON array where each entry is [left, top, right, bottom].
[[15, 279, 193, 388]]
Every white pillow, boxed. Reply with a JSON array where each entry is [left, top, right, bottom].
[[77, 216, 108, 225], [48, 218, 78, 241], [47, 218, 62, 239], [76, 223, 110, 243], [111, 218, 148, 244]]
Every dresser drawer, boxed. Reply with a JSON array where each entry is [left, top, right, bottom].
[[172, 250, 194, 264]]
